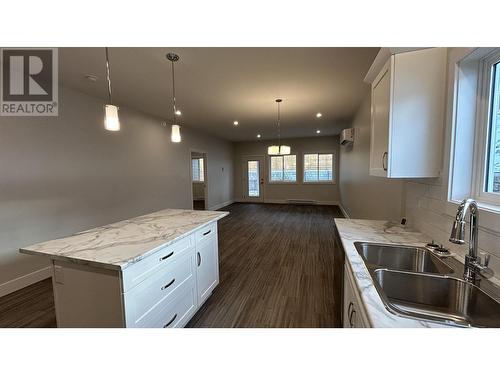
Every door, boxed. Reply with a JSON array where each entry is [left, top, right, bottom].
[[243, 156, 264, 202], [196, 235, 219, 305], [369, 58, 391, 177]]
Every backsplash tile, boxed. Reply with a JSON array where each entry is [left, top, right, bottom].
[[405, 180, 500, 278]]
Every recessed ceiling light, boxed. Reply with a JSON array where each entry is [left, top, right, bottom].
[[257, 134, 261, 138], [316, 130, 321, 134], [233, 121, 239, 126], [175, 110, 182, 116], [316, 113, 322, 118]]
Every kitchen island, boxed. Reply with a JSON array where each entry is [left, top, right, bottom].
[[20, 208, 229, 328]]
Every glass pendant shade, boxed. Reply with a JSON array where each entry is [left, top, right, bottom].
[[104, 104, 120, 131], [279, 145, 291, 155], [171, 124, 181, 143], [268, 145, 280, 155]]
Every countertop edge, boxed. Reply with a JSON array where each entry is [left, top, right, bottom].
[[19, 211, 229, 272]]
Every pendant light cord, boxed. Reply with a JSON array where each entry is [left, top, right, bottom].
[[277, 99, 281, 147], [171, 60, 177, 125], [105, 47, 113, 104]]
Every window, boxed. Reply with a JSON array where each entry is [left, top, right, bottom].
[[486, 60, 500, 193], [304, 153, 334, 182], [450, 48, 500, 209], [270, 155, 297, 182], [192, 158, 204, 182]]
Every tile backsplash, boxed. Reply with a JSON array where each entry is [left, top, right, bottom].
[[405, 179, 500, 279]]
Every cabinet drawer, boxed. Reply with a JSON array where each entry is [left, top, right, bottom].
[[122, 234, 194, 292], [131, 281, 197, 328], [195, 222, 216, 245], [123, 251, 195, 326]]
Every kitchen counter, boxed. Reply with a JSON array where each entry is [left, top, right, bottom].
[[334, 218, 450, 327], [20, 208, 229, 271]]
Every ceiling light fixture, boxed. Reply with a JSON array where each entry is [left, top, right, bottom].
[[316, 130, 321, 134], [175, 110, 182, 116], [257, 134, 261, 138], [167, 52, 181, 143], [103, 48, 120, 131], [268, 99, 291, 155], [233, 121, 239, 126], [316, 113, 322, 118]]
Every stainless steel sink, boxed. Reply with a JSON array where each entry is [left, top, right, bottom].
[[355, 242, 453, 275], [373, 269, 500, 327]]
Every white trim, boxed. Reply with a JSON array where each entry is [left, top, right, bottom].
[[0, 266, 52, 298], [338, 203, 350, 218], [208, 199, 234, 211], [302, 151, 336, 184], [235, 198, 340, 206]]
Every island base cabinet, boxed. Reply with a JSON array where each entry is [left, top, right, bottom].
[[52, 261, 125, 328], [343, 263, 370, 328], [50, 222, 221, 328], [195, 228, 219, 305]]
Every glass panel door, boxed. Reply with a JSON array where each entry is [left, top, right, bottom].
[[247, 160, 260, 197]]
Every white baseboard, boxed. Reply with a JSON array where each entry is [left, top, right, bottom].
[[338, 202, 350, 218], [208, 199, 235, 211], [0, 266, 52, 298]]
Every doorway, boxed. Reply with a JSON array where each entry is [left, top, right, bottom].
[[191, 151, 208, 210], [242, 155, 264, 202]]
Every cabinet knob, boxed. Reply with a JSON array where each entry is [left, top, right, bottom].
[[197, 252, 202, 267]]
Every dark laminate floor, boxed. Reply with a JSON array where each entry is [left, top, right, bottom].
[[0, 203, 342, 328], [0, 278, 56, 328], [187, 203, 343, 328]]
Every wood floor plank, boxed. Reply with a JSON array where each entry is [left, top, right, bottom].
[[187, 203, 343, 328], [0, 203, 342, 328]]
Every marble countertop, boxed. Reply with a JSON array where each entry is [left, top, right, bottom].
[[334, 218, 450, 328], [20, 209, 229, 271]]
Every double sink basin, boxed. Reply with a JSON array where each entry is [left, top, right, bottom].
[[355, 242, 500, 327]]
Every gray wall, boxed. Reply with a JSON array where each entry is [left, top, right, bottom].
[[233, 136, 340, 203], [0, 86, 233, 290], [338, 95, 405, 221]]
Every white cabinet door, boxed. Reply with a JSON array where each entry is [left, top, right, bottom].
[[370, 59, 391, 177], [196, 233, 219, 305], [343, 263, 370, 328], [368, 48, 446, 178]]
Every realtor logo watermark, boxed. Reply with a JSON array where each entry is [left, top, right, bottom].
[[1, 48, 58, 116]]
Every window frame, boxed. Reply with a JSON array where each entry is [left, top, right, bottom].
[[302, 151, 336, 184], [268, 154, 298, 184], [472, 49, 500, 206], [191, 157, 205, 183]]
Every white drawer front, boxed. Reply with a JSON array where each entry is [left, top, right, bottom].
[[122, 234, 194, 292], [131, 281, 197, 328], [195, 222, 216, 245], [124, 251, 196, 326]]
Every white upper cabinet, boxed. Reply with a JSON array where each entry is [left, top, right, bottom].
[[366, 48, 447, 178]]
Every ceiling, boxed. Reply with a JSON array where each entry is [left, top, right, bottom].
[[59, 47, 379, 141]]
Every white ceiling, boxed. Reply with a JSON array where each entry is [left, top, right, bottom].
[[59, 47, 379, 141]]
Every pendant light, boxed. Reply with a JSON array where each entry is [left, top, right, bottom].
[[104, 47, 120, 131], [167, 52, 181, 143], [268, 99, 291, 155]]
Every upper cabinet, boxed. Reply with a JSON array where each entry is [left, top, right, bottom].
[[365, 48, 447, 178]]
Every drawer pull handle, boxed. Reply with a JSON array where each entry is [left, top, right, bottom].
[[161, 278, 175, 291], [203, 229, 212, 236], [197, 252, 202, 267], [159, 251, 174, 262], [163, 313, 177, 328]]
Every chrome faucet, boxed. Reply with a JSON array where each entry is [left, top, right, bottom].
[[449, 198, 490, 283]]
